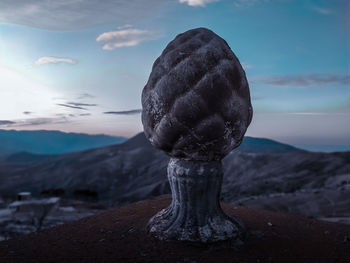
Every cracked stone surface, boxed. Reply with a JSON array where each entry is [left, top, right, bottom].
[[142, 27, 252, 161], [147, 158, 245, 243]]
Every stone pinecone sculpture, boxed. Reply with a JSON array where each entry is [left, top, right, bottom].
[[142, 27, 252, 161], [142, 27, 253, 243]]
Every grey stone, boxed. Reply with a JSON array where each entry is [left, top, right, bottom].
[[142, 27, 252, 161], [147, 158, 244, 243], [142, 27, 253, 243]]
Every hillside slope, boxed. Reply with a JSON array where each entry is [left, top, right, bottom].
[[0, 133, 349, 223]]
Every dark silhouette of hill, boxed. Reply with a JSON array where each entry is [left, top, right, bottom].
[[0, 133, 297, 201], [235, 136, 297, 153], [121, 131, 298, 153], [0, 129, 126, 156], [0, 196, 349, 263], [0, 132, 349, 223]]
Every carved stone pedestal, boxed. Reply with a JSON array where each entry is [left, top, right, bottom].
[[142, 27, 252, 244], [148, 158, 244, 243]]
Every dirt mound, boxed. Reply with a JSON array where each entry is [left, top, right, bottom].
[[0, 195, 349, 263]]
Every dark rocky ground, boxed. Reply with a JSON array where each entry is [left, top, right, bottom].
[[0, 195, 349, 263], [0, 198, 104, 241]]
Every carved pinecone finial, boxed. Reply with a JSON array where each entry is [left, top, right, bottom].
[[142, 28, 252, 243], [142, 27, 252, 161]]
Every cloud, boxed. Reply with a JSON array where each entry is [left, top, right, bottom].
[[253, 74, 350, 87], [242, 62, 252, 70], [34, 56, 78, 66], [66, 102, 97, 107], [23, 118, 68, 126], [77, 93, 95, 99], [179, 0, 219, 7], [311, 6, 333, 15], [56, 101, 97, 110], [104, 109, 142, 115], [57, 104, 87, 110], [0, 120, 16, 125], [97, 28, 161, 50], [0, 0, 167, 30], [0, 117, 68, 127], [80, 113, 91, 116]]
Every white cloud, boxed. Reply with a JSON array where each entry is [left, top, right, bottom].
[[242, 62, 252, 70], [0, 0, 167, 30], [34, 56, 78, 66], [179, 0, 219, 7], [96, 28, 161, 50]]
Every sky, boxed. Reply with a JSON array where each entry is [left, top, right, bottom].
[[0, 0, 349, 150]]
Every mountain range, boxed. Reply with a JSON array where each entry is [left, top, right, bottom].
[[0, 129, 296, 157], [0, 129, 126, 156], [0, 132, 349, 223]]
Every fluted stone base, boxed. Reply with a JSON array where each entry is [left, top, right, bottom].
[[147, 158, 245, 243]]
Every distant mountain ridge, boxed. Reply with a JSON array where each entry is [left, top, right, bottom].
[[236, 136, 297, 153], [0, 129, 297, 157], [0, 132, 301, 200], [0, 129, 126, 156], [0, 132, 349, 225]]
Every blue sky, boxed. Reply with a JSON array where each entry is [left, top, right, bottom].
[[0, 0, 349, 150]]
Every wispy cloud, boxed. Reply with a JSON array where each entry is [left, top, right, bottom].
[[34, 56, 78, 66], [57, 104, 87, 110], [77, 93, 95, 99], [311, 6, 333, 15], [253, 74, 350, 87], [0, 120, 16, 125], [56, 101, 97, 110], [96, 28, 161, 50], [66, 102, 97, 107], [242, 62, 253, 70], [0, 0, 167, 30], [24, 118, 68, 126], [0, 117, 69, 127], [179, 0, 219, 7], [104, 109, 142, 115]]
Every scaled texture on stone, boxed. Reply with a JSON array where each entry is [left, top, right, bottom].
[[142, 27, 252, 161]]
